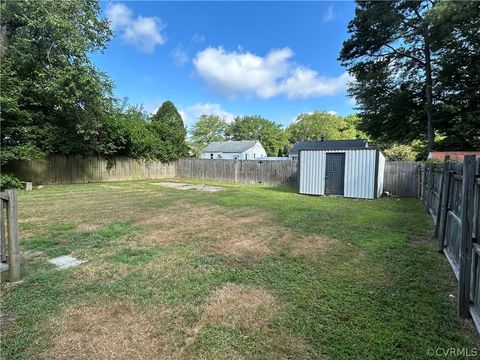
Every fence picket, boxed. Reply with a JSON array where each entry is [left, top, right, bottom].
[[458, 156, 476, 317]]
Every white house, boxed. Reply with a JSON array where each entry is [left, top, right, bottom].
[[201, 140, 267, 160]]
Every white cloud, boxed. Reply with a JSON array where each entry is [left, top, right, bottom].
[[323, 5, 336, 22], [193, 47, 351, 99], [106, 4, 166, 53], [170, 44, 189, 66], [179, 103, 236, 126], [278, 70, 352, 99], [327, 110, 338, 115]]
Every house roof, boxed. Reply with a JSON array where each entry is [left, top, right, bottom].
[[428, 151, 480, 162], [202, 140, 259, 153], [288, 139, 368, 156]]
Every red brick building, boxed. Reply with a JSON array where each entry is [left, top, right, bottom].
[[428, 151, 480, 162]]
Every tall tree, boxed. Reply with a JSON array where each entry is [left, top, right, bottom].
[[228, 116, 288, 156], [287, 111, 364, 144], [150, 101, 188, 162], [428, 1, 480, 149], [189, 114, 228, 156], [0, 0, 114, 164], [339, 1, 436, 151]]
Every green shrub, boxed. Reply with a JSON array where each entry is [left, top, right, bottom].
[[0, 174, 24, 190], [383, 144, 417, 161]]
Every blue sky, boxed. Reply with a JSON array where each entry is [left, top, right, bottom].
[[92, 1, 357, 128]]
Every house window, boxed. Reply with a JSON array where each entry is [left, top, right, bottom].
[[218, 154, 222, 159], [254, 154, 256, 159], [245, 154, 248, 160], [210, 154, 213, 159]]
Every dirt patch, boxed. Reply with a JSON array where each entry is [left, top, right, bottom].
[[150, 182, 223, 192], [46, 303, 181, 360]]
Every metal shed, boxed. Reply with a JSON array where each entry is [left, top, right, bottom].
[[299, 147, 385, 199]]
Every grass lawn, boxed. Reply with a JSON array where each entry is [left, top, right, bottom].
[[1, 180, 478, 359]]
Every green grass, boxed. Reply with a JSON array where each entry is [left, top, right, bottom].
[[1, 180, 478, 359]]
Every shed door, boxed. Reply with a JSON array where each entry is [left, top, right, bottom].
[[325, 153, 345, 195]]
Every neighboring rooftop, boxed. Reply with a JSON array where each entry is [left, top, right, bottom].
[[202, 140, 259, 153], [288, 139, 369, 156], [428, 151, 480, 162]]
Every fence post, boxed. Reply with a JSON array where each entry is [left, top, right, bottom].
[[458, 155, 476, 318], [419, 164, 424, 200], [436, 157, 451, 252], [424, 164, 431, 207], [6, 189, 20, 282], [416, 164, 421, 198], [0, 198, 6, 263]]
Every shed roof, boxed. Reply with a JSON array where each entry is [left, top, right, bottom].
[[202, 140, 259, 153], [289, 139, 368, 156]]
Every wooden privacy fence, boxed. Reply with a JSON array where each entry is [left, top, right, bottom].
[[177, 158, 298, 187], [0, 189, 20, 282], [4, 155, 176, 185], [5, 156, 299, 187], [383, 161, 420, 197], [422, 155, 480, 328]]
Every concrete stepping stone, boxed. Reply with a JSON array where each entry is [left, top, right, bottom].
[[48, 255, 86, 269]]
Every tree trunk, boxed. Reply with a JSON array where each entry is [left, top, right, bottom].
[[424, 35, 434, 152]]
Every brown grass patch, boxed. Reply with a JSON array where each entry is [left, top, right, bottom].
[[185, 283, 277, 346], [0, 312, 19, 333], [410, 234, 434, 246], [140, 204, 268, 247], [289, 234, 339, 257], [76, 223, 101, 232], [46, 303, 180, 360], [19, 183, 338, 260], [21, 250, 44, 261], [139, 202, 338, 259], [20, 216, 47, 223], [202, 283, 277, 330], [75, 261, 131, 284], [181, 284, 308, 359]]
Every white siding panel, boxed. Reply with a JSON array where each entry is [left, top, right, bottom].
[[299, 151, 325, 195], [377, 152, 385, 198], [299, 149, 378, 199]]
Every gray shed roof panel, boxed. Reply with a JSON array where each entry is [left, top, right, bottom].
[[203, 140, 258, 153], [289, 140, 368, 156]]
